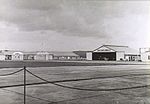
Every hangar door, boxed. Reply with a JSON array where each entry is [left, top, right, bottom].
[[92, 52, 116, 61]]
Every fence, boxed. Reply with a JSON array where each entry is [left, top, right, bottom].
[[0, 66, 150, 104]]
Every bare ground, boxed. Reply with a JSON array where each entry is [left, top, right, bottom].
[[0, 65, 150, 104]]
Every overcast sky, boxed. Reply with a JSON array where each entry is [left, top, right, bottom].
[[0, 0, 150, 51]]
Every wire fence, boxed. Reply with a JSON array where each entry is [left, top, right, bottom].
[[26, 69, 150, 91], [0, 68, 23, 76], [0, 66, 150, 104], [1, 88, 54, 103]]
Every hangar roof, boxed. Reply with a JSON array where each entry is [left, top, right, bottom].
[[93, 45, 139, 55], [49, 51, 79, 57]]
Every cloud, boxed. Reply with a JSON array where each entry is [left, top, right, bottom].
[[0, 0, 150, 51], [0, 0, 149, 38]]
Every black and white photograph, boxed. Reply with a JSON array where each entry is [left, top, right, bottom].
[[0, 0, 150, 104]]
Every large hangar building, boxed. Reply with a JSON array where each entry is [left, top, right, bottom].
[[86, 45, 140, 61]]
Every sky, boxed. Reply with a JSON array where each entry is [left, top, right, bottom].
[[0, 0, 150, 51]]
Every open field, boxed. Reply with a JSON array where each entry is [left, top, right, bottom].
[[0, 65, 150, 104], [0, 60, 149, 68]]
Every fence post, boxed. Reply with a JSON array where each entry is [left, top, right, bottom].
[[24, 66, 26, 104]]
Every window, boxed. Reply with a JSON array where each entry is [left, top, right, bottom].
[[148, 55, 150, 60], [5, 55, 12, 60]]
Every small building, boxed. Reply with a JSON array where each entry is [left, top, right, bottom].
[[86, 51, 93, 60], [0, 50, 14, 60], [23, 52, 36, 60], [0, 53, 5, 60], [141, 51, 150, 62], [87, 45, 140, 61], [12, 52, 24, 60], [50, 51, 80, 60], [35, 51, 53, 61], [0, 50, 24, 61]]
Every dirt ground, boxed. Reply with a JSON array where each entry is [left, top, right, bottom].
[[0, 60, 148, 68], [0, 65, 150, 104]]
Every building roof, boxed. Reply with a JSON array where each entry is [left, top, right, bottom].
[[0, 50, 79, 56], [145, 51, 150, 52], [73, 51, 88, 58], [0, 50, 17, 55], [22, 51, 37, 55], [49, 51, 79, 57], [36, 51, 51, 55], [142, 51, 150, 54], [94, 45, 139, 55]]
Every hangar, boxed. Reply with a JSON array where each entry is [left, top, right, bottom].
[[86, 45, 140, 61], [50, 51, 80, 60]]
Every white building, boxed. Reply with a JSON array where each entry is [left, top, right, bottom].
[[141, 51, 150, 62], [0, 50, 13, 60], [23, 52, 36, 60], [0, 53, 5, 60], [86, 45, 140, 61], [86, 52, 92, 60], [35, 51, 53, 61], [0, 50, 24, 61], [12, 52, 24, 60]]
